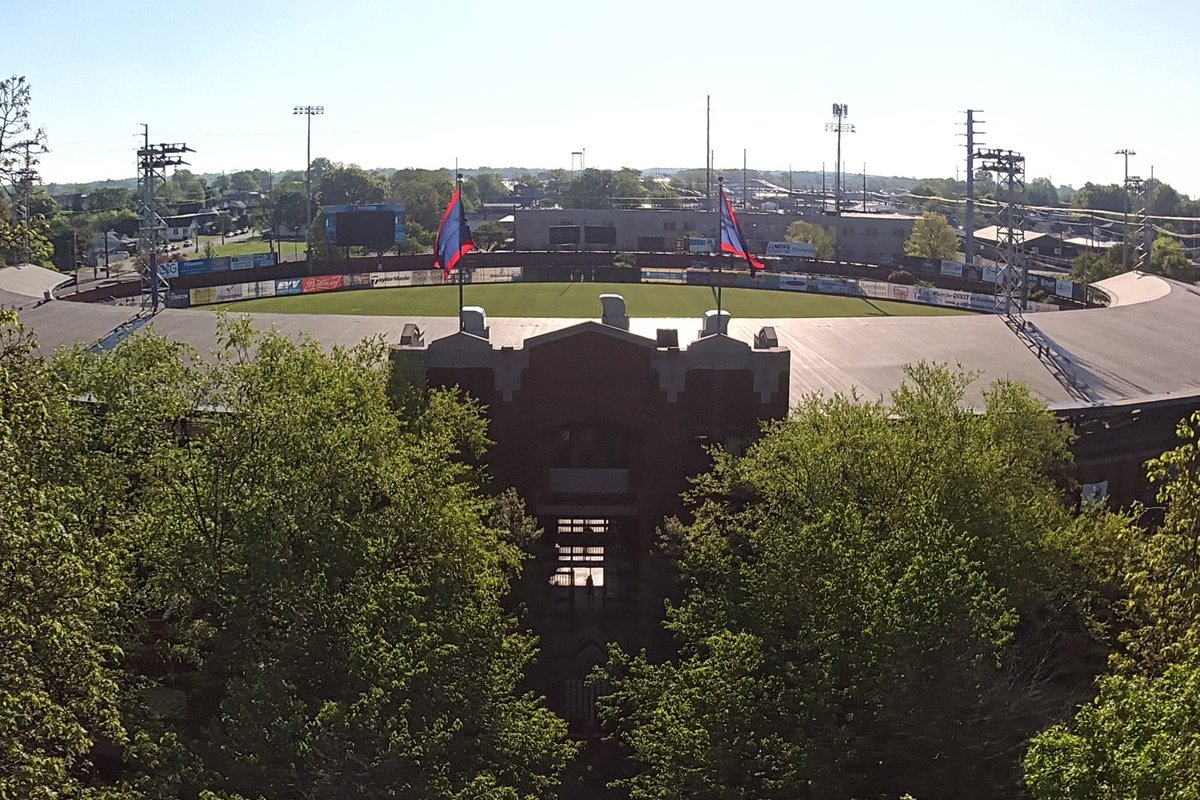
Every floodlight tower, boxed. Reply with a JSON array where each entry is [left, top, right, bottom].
[[294, 105, 324, 261], [825, 103, 855, 215], [1115, 148, 1135, 271]]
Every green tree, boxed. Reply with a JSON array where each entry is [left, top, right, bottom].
[[471, 171, 510, 203], [903, 211, 960, 260], [784, 219, 836, 260], [85, 186, 133, 213], [1023, 408, 1200, 799], [318, 164, 388, 206], [1149, 182, 1182, 217], [473, 221, 509, 251], [1149, 235, 1193, 282], [1069, 251, 1121, 285], [563, 168, 648, 209], [0, 312, 128, 797], [259, 183, 308, 232], [1025, 654, 1200, 800], [1072, 182, 1127, 213], [1027, 177, 1060, 207], [389, 169, 454, 231], [14, 317, 579, 798], [598, 365, 1118, 800]]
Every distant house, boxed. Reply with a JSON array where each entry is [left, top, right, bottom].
[[973, 225, 1063, 257], [163, 215, 199, 242]]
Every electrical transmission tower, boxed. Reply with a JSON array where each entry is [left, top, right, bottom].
[[136, 126, 192, 311], [974, 148, 1026, 318]]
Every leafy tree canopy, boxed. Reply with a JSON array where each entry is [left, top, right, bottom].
[[903, 211, 960, 260], [599, 365, 1122, 800]]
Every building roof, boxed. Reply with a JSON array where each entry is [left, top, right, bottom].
[[0, 264, 74, 301], [13, 273, 1200, 414], [974, 225, 1061, 244]]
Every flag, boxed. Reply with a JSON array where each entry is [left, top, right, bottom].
[[718, 187, 764, 270], [435, 185, 474, 279]]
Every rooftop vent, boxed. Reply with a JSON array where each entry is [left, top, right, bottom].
[[599, 293, 629, 329], [701, 309, 731, 337], [462, 306, 489, 339]]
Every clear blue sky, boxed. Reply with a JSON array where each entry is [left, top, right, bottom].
[[10, 0, 1200, 194]]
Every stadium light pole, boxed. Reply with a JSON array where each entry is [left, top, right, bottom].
[[294, 105, 324, 264], [1116, 148, 1135, 271]]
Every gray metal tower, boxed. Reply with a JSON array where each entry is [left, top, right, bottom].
[[136, 127, 192, 311], [975, 148, 1026, 318]]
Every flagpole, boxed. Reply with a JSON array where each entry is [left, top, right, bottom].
[[716, 176, 723, 326], [457, 170, 465, 331]]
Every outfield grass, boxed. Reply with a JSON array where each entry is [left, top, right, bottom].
[[194, 235, 304, 259], [219, 282, 971, 319]]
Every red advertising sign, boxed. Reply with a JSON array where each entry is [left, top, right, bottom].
[[302, 274, 345, 294]]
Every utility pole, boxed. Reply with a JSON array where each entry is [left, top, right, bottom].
[[1116, 148, 1135, 271], [963, 109, 984, 266], [705, 95, 711, 211], [825, 104, 854, 215], [743, 148, 748, 208], [294, 105, 324, 265]]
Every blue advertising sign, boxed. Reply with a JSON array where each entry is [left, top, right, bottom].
[[275, 277, 303, 295], [209, 257, 231, 272], [166, 289, 191, 308], [179, 258, 209, 276], [230, 254, 256, 270], [253, 252, 275, 268]]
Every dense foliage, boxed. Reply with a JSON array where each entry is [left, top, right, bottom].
[[0, 311, 575, 798], [598, 366, 1125, 800]]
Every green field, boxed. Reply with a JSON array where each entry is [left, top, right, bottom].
[[194, 235, 305, 259], [219, 282, 970, 318]]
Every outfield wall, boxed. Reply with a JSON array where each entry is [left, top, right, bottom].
[[175, 261, 1058, 315]]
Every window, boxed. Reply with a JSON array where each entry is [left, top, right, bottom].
[[549, 518, 609, 589]]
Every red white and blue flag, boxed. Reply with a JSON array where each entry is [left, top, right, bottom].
[[719, 187, 763, 270], [435, 185, 474, 280]]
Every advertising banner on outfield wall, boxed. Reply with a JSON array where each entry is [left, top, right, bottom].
[[160, 261, 180, 279], [982, 266, 1002, 284], [275, 277, 303, 295], [243, 280, 276, 299], [888, 284, 913, 302], [253, 252, 274, 268], [1055, 278, 1074, 298], [766, 241, 817, 259], [369, 272, 413, 288], [179, 258, 208, 276], [216, 283, 245, 303], [190, 286, 217, 306], [778, 273, 809, 292], [230, 255, 256, 271], [167, 289, 190, 308], [344, 273, 373, 289], [641, 268, 688, 284], [302, 275, 344, 294], [940, 260, 964, 278]]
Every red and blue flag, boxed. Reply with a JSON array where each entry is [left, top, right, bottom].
[[435, 185, 474, 279], [719, 187, 763, 270]]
